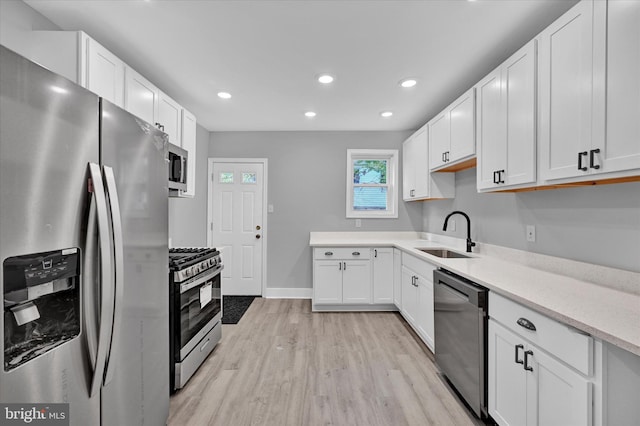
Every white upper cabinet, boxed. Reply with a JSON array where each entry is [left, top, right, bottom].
[[181, 109, 197, 197], [124, 67, 159, 126], [593, 0, 640, 174], [158, 92, 183, 146], [28, 31, 125, 108], [402, 125, 455, 201], [428, 88, 476, 172], [477, 40, 537, 191], [538, 0, 595, 182], [539, 0, 640, 183], [85, 37, 125, 107]]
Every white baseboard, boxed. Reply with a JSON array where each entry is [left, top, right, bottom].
[[263, 287, 312, 299]]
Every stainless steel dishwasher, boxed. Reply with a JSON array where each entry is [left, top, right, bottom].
[[433, 268, 488, 419]]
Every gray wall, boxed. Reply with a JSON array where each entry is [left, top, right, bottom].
[[0, 0, 60, 54], [422, 168, 640, 272], [168, 124, 210, 247], [209, 131, 423, 289]]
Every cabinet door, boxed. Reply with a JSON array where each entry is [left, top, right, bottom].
[[85, 38, 124, 107], [412, 127, 430, 198], [527, 344, 592, 426], [342, 260, 371, 304], [372, 248, 394, 304], [402, 135, 415, 200], [449, 88, 475, 163], [596, 0, 640, 174], [393, 249, 402, 308], [504, 40, 537, 187], [400, 267, 418, 324], [181, 109, 197, 197], [158, 92, 182, 145], [476, 67, 505, 191], [124, 67, 159, 126], [429, 112, 449, 170], [488, 320, 527, 426], [313, 261, 343, 304], [415, 274, 434, 351], [538, 0, 594, 181]]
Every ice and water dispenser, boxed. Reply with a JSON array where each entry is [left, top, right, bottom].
[[3, 248, 81, 371]]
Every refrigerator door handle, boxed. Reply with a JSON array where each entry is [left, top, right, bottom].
[[102, 166, 124, 385], [88, 163, 115, 397]]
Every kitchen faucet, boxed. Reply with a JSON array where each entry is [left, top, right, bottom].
[[443, 211, 476, 253]]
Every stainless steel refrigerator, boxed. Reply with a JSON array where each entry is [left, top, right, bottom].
[[0, 45, 169, 425]]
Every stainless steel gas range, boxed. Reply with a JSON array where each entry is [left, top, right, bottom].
[[169, 248, 222, 392]]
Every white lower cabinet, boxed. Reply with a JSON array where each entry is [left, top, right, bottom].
[[313, 247, 399, 310], [400, 254, 436, 352], [489, 293, 593, 426], [393, 249, 402, 308], [342, 260, 371, 304], [372, 248, 394, 304]]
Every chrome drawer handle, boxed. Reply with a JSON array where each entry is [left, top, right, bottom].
[[517, 317, 536, 331]]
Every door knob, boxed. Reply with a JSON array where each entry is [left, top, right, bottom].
[[256, 225, 261, 230], [255, 234, 261, 239]]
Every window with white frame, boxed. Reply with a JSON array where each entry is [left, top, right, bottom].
[[346, 149, 398, 218]]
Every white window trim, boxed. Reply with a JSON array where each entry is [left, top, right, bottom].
[[346, 149, 398, 218]]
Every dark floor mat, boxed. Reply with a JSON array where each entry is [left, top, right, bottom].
[[222, 296, 258, 324]]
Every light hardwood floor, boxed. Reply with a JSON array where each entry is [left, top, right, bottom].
[[169, 298, 482, 426]]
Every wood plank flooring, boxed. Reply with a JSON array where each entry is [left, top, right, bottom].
[[169, 298, 482, 426]]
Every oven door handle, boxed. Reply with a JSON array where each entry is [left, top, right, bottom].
[[179, 265, 223, 294]]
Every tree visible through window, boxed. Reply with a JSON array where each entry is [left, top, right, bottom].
[[347, 150, 398, 218], [353, 159, 388, 210]]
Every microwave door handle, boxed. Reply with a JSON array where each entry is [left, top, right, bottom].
[[87, 163, 115, 397], [102, 166, 124, 386]]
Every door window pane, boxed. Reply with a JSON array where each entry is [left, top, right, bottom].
[[219, 172, 234, 183], [242, 172, 257, 184]]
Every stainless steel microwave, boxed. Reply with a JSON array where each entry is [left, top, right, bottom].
[[168, 142, 188, 194]]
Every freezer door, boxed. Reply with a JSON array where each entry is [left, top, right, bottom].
[[0, 46, 100, 425], [99, 100, 169, 426]]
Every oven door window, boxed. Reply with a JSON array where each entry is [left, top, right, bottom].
[[179, 273, 221, 347]]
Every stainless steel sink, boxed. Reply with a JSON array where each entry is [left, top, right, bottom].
[[417, 248, 471, 259]]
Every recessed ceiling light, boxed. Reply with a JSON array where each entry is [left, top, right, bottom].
[[317, 74, 334, 84], [400, 78, 417, 88], [380, 111, 393, 118], [217, 92, 232, 99], [305, 111, 317, 118]]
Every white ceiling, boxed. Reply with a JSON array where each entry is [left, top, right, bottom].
[[25, 0, 578, 132]]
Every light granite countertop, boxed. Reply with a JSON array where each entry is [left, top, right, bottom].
[[309, 231, 640, 356]]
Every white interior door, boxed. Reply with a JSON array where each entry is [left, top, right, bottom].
[[211, 161, 265, 296]]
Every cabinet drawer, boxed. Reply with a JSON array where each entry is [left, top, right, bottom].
[[314, 248, 370, 260], [402, 253, 437, 281], [490, 292, 593, 376]]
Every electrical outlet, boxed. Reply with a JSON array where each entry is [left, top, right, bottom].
[[526, 225, 536, 242], [355, 219, 362, 228]]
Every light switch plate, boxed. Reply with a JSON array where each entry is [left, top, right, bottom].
[[355, 219, 362, 228]]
